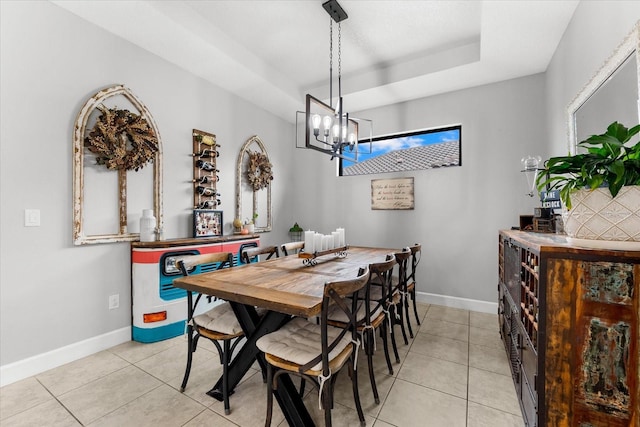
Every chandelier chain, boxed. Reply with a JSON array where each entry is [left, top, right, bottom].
[[338, 23, 341, 79], [329, 18, 333, 105], [329, 18, 333, 73]]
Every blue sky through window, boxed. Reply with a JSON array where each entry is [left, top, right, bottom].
[[342, 127, 460, 170]]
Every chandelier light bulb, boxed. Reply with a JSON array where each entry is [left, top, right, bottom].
[[323, 115, 333, 137], [332, 123, 340, 141], [311, 114, 321, 137]]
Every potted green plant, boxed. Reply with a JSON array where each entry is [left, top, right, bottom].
[[244, 213, 258, 233], [536, 121, 640, 244]]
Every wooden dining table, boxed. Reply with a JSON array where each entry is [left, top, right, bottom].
[[173, 245, 397, 426]]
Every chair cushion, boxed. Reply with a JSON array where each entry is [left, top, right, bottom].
[[327, 301, 382, 324], [193, 303, 242, 335], [256, 317, 352, 371]]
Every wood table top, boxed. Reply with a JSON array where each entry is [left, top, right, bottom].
[[173, 246, 397, 317]]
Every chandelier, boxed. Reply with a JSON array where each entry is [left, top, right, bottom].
[[296, 0, 371, 162]]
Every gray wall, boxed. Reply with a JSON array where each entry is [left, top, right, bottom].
[[0, 1, 293, 369]]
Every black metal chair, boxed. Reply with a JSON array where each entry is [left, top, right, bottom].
[[393, 248, 413, 342], [406, 243, 422, 326], [176, 252, 238, 414], [241, 245, 280, 264], [256, 267, 370, 427], [280, 241, 305, 256], [328, 254, 396, 404]]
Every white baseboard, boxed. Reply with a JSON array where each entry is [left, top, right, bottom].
[[1, 326, 131, 387], [415, 291, 498, 314]]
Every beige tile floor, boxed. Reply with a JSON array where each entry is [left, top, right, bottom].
[[0, 304, 525, 426]]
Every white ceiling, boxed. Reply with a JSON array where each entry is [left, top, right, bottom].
[[52, 0, 579, 123]]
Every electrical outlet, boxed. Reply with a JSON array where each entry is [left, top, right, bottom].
[[108, 294, 119, 310], [24, 209, 41, 227]]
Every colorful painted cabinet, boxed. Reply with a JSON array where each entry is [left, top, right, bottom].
[[498, 230, 639, 427]]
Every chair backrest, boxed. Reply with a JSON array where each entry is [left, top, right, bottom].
[[408, 243, 421, 283], [177, 252, 234, 276], [241, 245, 279, 264], [365, 254, 396, 316], [280, 241, 304, 256], [301, 266, 370, 375], [393, 248, 411, 290]]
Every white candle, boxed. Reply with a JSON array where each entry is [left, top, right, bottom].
[[314, 233, 323, 254], [331, 231, 340, 248], [324, 235, 332, 250], [304, 230, 315, 253], [337, 228, 345, 246]]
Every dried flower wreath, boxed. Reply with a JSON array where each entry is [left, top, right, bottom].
[[84, 106, 159, 171], [246, 151, 273, 191]]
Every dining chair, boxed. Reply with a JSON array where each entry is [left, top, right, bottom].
[[256, 266, 370, 427], [176, 252, 238, 415], [393, 248, 413, 342], [241, 245, 280, 264], [280, 241, 305, 256], [406, 243, 422, 326], [327, 254, 396, 404], [368, 249, 411, 361]]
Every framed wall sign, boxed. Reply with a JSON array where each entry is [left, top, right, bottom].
[[193, 209, 223, 237], [371, 177, 415, 210]]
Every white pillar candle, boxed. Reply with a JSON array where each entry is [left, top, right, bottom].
[[337, 228, 345, 246], [314, 233, 323, 253], [304, 230, 315, 253], [324, 235, 332, 250], [332, 231, 340, 248]]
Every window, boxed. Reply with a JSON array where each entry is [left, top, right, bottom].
[[340, 125, 461, 176]]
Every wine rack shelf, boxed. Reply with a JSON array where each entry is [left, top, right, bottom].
[[192, 129, 220, 210]]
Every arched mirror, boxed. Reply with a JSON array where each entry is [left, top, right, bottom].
[[235, 135, 272, 232], [568, 21, 640, 155]]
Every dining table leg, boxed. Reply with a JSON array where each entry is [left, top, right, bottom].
[[207, 303, 315, 426]]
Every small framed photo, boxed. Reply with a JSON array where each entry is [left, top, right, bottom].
[[193, 209, 223, 237]]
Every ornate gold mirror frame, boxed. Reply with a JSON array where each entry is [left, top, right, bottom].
[[73, 84, 163, 245], [235, 135, 272, 232], [568, 21, 640, 155]]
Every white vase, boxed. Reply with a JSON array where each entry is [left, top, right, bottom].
[[562, 185, 640, 249], [140, 209, 156, 242], [244, 223, 255, 234]]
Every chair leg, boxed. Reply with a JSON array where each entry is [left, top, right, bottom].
[[222, 339, 231, 415], [380, 320, 394, 375], [349, 357, 366, 427], [322, 378, 333, 427], [388, 308, 401, 363], [397, 303, 409, 345], [366, 329, 380, 404], [298, 379, 306, 398], [180, 326, 195, 392], [404, 293, 414, 339], [411, 288, 421, 325], [264, 364, 274, 427]]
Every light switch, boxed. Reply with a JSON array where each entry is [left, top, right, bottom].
[[25, 209, 41, 227]]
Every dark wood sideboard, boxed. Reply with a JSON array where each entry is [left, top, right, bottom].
[[498, 230, 639, 427]]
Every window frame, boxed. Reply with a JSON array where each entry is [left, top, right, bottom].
[[339, 124, 462, 176]]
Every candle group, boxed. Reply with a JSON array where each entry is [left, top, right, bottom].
[[304, 228, 345, 253]]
